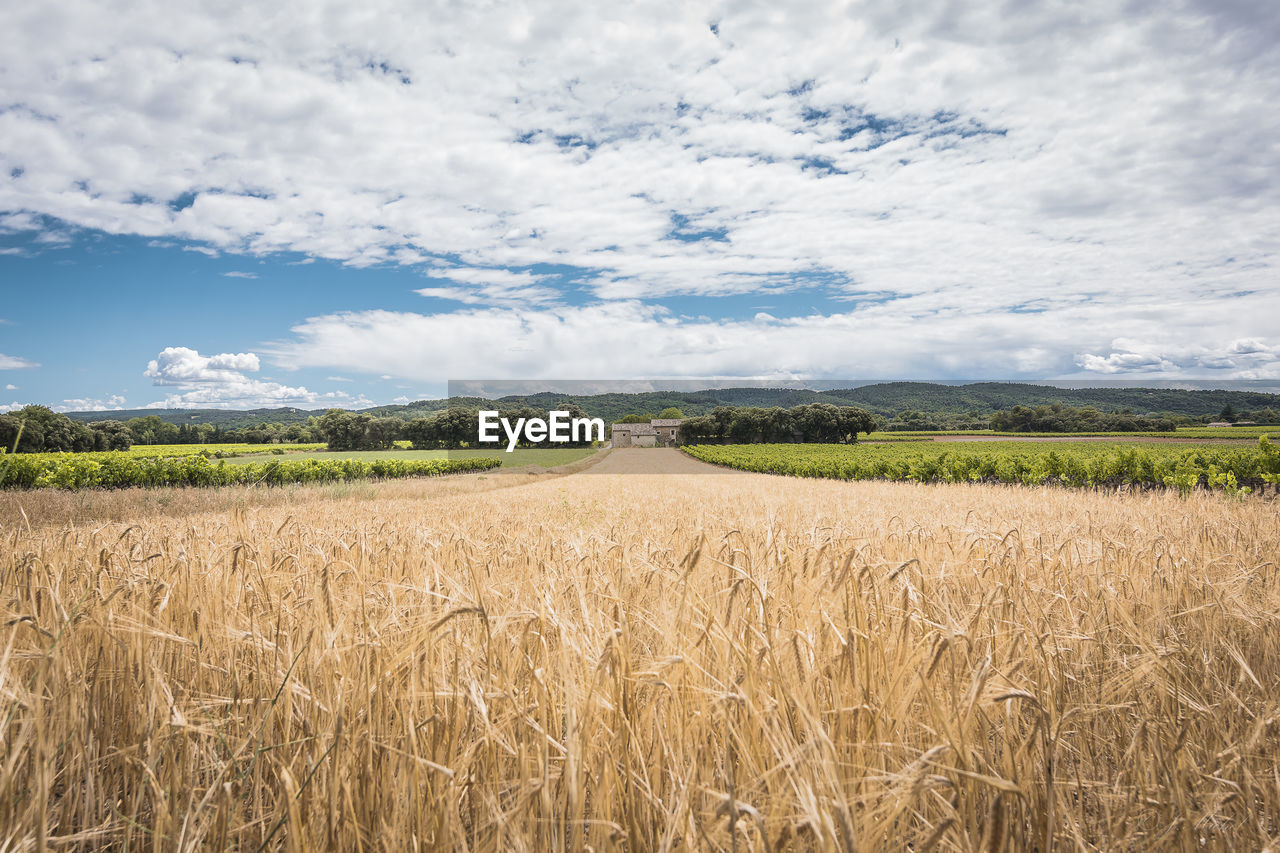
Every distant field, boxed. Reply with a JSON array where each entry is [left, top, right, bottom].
[[868, 426, 1275, 439], [1172, 425, 1278, 437], [222, 446, 598, 467]]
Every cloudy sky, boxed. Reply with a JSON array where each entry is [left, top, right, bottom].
[[2, 0, 1278, 410]]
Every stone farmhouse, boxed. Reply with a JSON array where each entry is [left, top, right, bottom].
[[611, 418, 684, 448]]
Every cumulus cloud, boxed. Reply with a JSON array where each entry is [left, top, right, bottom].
[[55, 394, 127, 412], [222, 271, 258, 279], [145, 348, 260, 385], [4, 384, 16, 390], [266, 291, 1280, 383], [142, 346, 371, 408], [1076, 339, 1280, 378], [0, 1, 1276, 379], [0, 354, 39, 370], [0, 401, 25, 412]]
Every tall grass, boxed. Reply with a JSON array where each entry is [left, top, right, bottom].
[[1, 473, 1277, 849]]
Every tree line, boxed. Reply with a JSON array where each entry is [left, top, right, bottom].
[[312, 406, 602, 450], [988, 404, 1176, 433], [1, 407, 135, 452], [402, 406, 597, 449], [677, 404, 878, 444], [0, 407, 325, 453], [2, 405, 607, 454], [5, 395, 1267, 457]]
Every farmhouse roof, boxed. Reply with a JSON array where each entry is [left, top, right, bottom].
[[650, 419, 684, 427], [625, 423, 657, 435]]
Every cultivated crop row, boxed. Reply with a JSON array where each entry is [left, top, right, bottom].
[[121, 442, 329, 457], [684, 437, 1280, 492], [0, 451, 501, 489]]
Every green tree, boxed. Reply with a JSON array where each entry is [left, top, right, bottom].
[[0, 414, 26, 452], [126, 415, 180, 445], [403, 416, 442, 449], [0, 406, 93, 452], [365, 417, 403, 450], [87, 420, 134, 451], [316, 410, 372, 450], [677, 415, 719, 443], [657, 407, 686, 419]]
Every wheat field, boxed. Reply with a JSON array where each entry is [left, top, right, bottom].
[[2, 469, 1278, 850]]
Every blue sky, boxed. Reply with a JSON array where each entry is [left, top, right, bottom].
[[2, 1, 1278, 411]]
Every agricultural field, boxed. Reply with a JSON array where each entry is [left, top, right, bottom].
[[1, 460, 1278, 848], [119, 442, 328, 457], [222, 446, 599, 468], [685, 437, 1280, 493], [0, 446, 596, 490], [867, 425, 1275, 440], [1162, 424, 1279, 438], [0, 450, 500, 489]]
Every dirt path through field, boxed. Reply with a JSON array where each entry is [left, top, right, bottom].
[[577, 447, 743, 475]]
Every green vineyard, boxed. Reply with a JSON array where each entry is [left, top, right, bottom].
[[684, 437, 1280, 493], [0, 451, 501, 490], [119, 442, 328, 457]]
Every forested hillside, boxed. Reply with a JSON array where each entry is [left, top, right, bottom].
[[60, 382, 1280, 428]]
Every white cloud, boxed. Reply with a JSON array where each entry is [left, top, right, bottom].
[[222, 271, 258, 279], [416, 286, 560, 306], [55, 394, 127, 412], [145, 347, 260, 385], [142, 346, 371, 408], [266, 291, 1280, 382], [0, 1, 1276, 373], [1076, 338, 1280, 378], [415, 267, 562, 306], [0, 354, 38, 370], [0, 401, 26, 413], [4, 384, 16, 390]]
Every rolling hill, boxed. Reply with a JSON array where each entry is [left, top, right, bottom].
[[61, 382, 1280, 427]]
